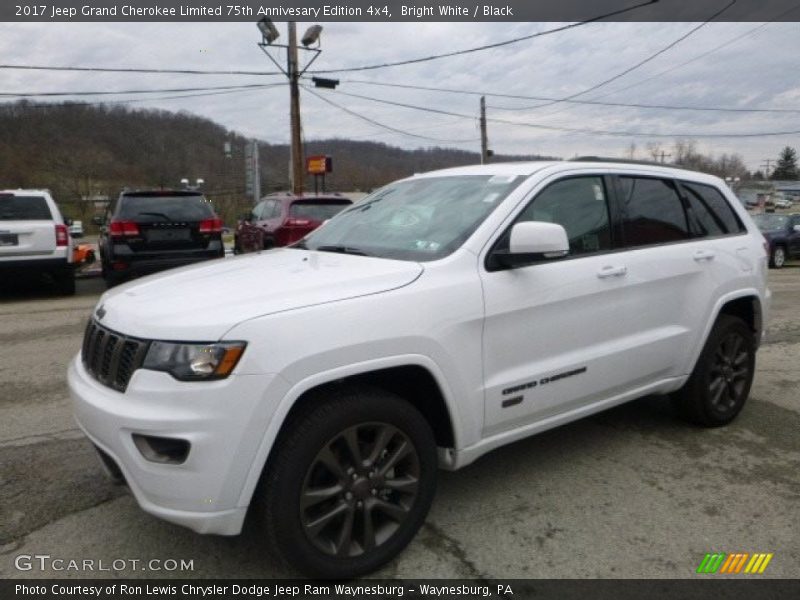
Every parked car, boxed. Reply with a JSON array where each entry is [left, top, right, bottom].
[[97, 190, 224, 288], [752, 212, 800, 268], [0, 189, 75, 295], [773, 196, 793, 209], [234, 193, 352, 254], [69, 219, 84, 238], [70, 161, 769, 578]]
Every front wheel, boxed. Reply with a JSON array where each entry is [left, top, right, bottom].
[[769, 245, 786, 269], [254, 386, 437, 578], [671, 315, 755, 427]]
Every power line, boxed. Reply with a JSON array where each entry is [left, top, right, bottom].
[[0, 2, 655, 80], [308, 0, 657, 75], [518, 0, 738, 112], [338, 79, 800, 114], [0, 83, 285, 98], [574, 2, 800, 103], [1, 84, 287, 109], [318, 88, 800, 139], [0, 64, 282, 76], [302, 85, 479, 144]]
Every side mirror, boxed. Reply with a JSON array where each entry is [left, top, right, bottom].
[[491, 221, 569, 270], [92, 215, 104, 226]]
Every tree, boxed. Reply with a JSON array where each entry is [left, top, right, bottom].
[[771, 146, 798, 180]]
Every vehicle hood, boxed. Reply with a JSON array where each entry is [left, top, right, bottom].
[[95, 249, 423, 340]]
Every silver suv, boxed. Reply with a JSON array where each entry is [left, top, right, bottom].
[[0, 189, 75, 295]]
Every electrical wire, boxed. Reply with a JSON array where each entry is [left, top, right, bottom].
[[0, 83, 284, 98], [337, 79, 800, 114], [306, 1, 657, 74], [317, 88, 800, 139], [0, 64, 282, 76], [1, 84, 287, 108], [516, 0, 738, 112], [302, 85, 480, 144]]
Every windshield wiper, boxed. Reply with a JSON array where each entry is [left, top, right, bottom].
[[315, 245, 370, 256], [137, 211, 174, 221]]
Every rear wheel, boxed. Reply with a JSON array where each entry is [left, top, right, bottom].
[[769, 245, 786, 269], [255, 386, 437, 578], [671, 315, 755, 427]]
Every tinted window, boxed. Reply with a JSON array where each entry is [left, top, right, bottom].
[[0, 195, 52, 220], [619, 177, 689, 247], [514, 177, 612, 256], [682, 182, 745, 236], [290, 201, 351, 221], [118, 195, 215, 222]]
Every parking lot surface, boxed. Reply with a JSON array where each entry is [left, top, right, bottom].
[[1, 267, 798, 579]]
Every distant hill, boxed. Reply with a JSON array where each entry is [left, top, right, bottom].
[[0, 101, 555, 224]]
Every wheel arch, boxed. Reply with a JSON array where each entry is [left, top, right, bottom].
[[685, 291, 764, 375], [236, 356, 461, 508]]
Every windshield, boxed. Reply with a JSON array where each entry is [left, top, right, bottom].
[[117, 195, 215, 222], [752, 214, 789, 231], [297, 175, 524, 261]]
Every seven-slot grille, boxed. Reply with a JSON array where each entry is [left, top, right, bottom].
[[82, 320, 149, 392]]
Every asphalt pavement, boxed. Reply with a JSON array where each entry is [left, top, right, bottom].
[[1, 266, 798, 579]]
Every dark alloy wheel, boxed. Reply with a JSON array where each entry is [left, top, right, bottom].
[[300, 422, 420, 558], [255, 386, 437, 578], [672, 314, 755, 427]]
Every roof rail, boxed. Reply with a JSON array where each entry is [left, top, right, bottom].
[[570, 156, 682, 168]]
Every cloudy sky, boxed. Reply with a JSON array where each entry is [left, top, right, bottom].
[[1, 20, 799, 170]]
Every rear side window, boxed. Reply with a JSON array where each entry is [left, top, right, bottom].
[[290, 201, 351, 221], [618, 177, 689, 247], [117, 195, 215, 222], [0, 195, 52, 220], [681, 182, 746, 236]]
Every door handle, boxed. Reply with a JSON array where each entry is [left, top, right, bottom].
[[693, 249, 716, 262], [597, 265, 627, 279]]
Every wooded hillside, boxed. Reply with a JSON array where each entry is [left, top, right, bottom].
[[0, 101, 550, 224]]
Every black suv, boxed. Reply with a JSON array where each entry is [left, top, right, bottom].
[[98, 190, 224, 287]]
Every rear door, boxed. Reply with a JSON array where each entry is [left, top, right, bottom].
[[0, 193, 56, 259], [118, 193, 216, 254]]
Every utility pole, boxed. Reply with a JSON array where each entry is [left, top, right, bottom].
[[761, 159, 774, 178], [480, 96, 489, 165], [287, 22, 304, 195], [257, 18, 324, 196], [659, 151, 672, 164]]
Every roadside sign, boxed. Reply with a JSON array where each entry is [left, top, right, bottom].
[[307, 155, 332, 175]]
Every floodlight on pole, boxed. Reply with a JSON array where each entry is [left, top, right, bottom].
[[257, 17, 280, 45], [301, 25, 323, 47]]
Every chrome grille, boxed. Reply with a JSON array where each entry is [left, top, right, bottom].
[[82, 320, 149, 392]]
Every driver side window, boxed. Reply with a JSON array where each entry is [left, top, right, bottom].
[[513, 176, 612, 256]]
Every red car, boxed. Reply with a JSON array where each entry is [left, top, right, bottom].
[[234, 193, 352, 253]]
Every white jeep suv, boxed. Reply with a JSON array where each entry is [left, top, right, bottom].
[[1, 189, 75, 295], [69, 161, 769, 577]]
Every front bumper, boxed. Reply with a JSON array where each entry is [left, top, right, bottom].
[[68, 355, 284, 535]]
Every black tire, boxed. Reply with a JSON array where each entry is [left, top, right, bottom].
[[53, 267, 75, 296], [254, 385, 437, 578], [769, 245, 786, 269], [671, 315, 755, 427], [263, 237, 276, 250]]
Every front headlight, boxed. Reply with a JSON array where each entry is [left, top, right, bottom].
[[143, 341, 246, 381]]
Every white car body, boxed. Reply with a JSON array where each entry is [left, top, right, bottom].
[[0, 189, 74, 271], [68, 162, 770, 537]]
